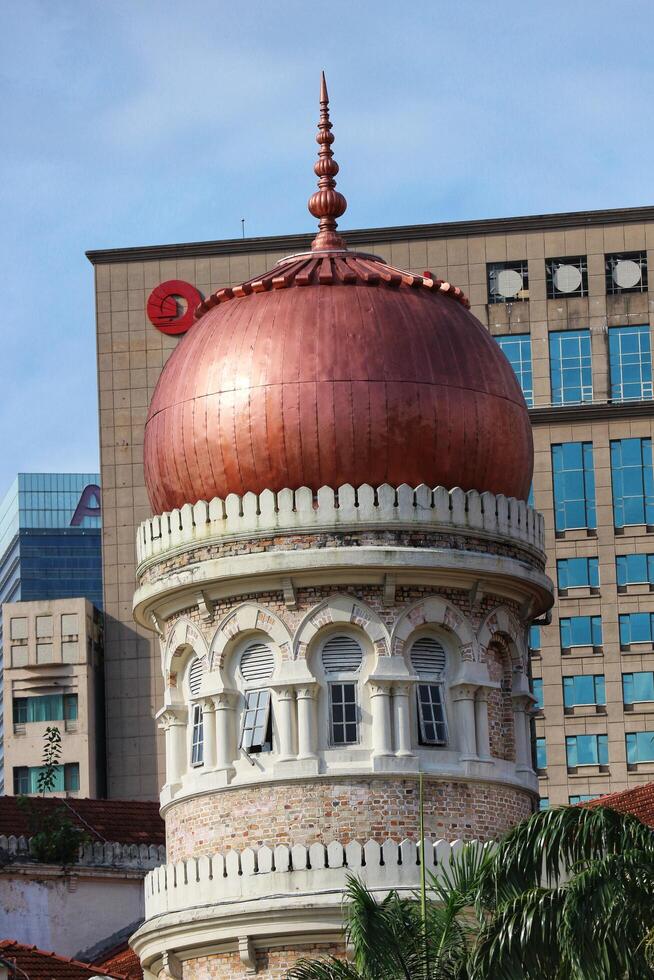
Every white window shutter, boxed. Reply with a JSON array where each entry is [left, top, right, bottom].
[[410, 637, 446, 676], [240, 641, 275, 682], [321, 635, 363, 674], [188, 658, 204, 696]]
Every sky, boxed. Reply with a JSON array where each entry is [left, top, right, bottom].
[[1, 0, 653, 496]]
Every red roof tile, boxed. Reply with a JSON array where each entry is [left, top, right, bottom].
[[0, 796, 164, 846], [0, 940, 129, 979], [95, 944, 142, 980], [584, 782, 654, 828]]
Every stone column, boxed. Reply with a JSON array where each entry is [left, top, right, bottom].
[[512, 693, 533, 771], [276, 687, 295, 760], [392, 682, 413, 757], [296, 685, 317, 759], [214, 691, 237, 771], [158, 708, 186, 786], [201, 698, 217, 769], [369, 681, 393, 757], [474, 689, 491, 760], [451, 684, 478, 760]]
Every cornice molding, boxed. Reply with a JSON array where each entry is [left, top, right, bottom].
[[86, 205, 654, 265], [529, 400, 654, 425]]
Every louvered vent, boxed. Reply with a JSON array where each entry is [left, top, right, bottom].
[[410, 637, 446, 675], [321, 635, 363, 674], [240, 641, 275, 682], [188, 658, 204, 696]]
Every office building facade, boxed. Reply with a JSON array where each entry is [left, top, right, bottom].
[[89, 205, 654, 805], [0, 473, 102, 791]]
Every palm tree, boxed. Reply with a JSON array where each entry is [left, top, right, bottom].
[[286, 805, 654, 980]]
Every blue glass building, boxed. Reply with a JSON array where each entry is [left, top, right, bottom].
[[0, 474, 102, 791]]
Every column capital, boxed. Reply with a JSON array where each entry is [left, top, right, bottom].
[[273, 685, 297, 701], [368, 679, 393, 697], [296, 682, 320, 700], [156, 705, 186, 730], [450, 682, 479, 702], [511, 692, 534, 712], [213, 689, 238, 709]]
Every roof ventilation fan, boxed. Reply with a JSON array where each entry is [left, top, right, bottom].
[[553, 264, 582, 293], [612, 259, 642, 290], [495, 268, 524, 299]]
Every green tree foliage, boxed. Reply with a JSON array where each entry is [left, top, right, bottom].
[[287, 806, 654, 980]]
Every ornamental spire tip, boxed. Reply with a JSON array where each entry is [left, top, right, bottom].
[[308, 72, 347, 251]]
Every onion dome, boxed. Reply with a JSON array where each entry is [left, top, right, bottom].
[[144, 75, 533, 515]]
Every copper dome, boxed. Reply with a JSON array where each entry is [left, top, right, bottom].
[[143, 78, 533, 514]]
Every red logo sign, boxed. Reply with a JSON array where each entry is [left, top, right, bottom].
[[146, 280, 203, 335]]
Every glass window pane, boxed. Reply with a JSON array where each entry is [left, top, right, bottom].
[[496, 334, 533, 406], [552, 442, 596, 530], [609, 326, 653, 401], [549, 330, 593, 404]]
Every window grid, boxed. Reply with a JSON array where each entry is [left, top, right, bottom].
[[557, 557, 599, 590], [539, 797, 550, 810], [495, 334, 533, 406], [329, 682, 358, 745], [566, 734, 608, 767], [626, 732, 654, 764], [532, 678, 544, 710], [487, 260, 529, 304], [552, 442, 596, 531], [562, 674, 605, 707], [549, 330, 593, 404], [616, 553, 654, 587], [240, 689, 272, 753], [619, 613, 654, 646], [546, 256, 588, 298], [611, 438, 654, 527], [560, 615, 602, 649], [623, 672, 654, 704], [529, 625, 541, 651], [190, 703, 204, 766], [605, 252, 648, 295], [416, 684, 447, 745], [535, 736, 547, 770], [609, 325, 653, 401]]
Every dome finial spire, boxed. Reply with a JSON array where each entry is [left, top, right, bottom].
[[308, 71, 347, 251]]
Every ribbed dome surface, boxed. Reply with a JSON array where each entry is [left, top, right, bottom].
[[143, 252, 533, 513]]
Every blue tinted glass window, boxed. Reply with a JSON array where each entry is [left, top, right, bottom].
[[535, 737, 547, 769], [626, 732, 654, 764], [616, 553, 654, 586], [569, 794, 600, 804], [532, 678, 544, 709], [623, 672, 654, 704], [619, 613, 654, 645], [552, 442, 596, 531], [496, 334, 533, 407], [609, 325, 653, 401], [563, 675, 605, 706], [539, 797, 550, 810], [557, 557, 599, 589], [528, 484, 534, 507], [549, 330, 593, 404], [529, 625, 541, 651], [611, 438, 654, 527], [566, 734, 608, 767], [560, 616, 602, 648]]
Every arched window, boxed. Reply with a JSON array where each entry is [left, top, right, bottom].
[[410, 636, 447, 746], [188, 657, 204, 767], [238, 640, 274, 754], [321, 634, 363, 746]]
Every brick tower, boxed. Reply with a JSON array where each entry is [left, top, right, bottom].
[[130, 77, 554, 978]]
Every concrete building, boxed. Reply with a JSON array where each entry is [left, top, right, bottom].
[[0, 474, 102, 791], [87, 136, 654, 810], [2, 597, 104, 797]]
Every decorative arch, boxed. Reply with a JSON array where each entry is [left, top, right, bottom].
[[163, 617, 210, 698], [477, 605, 526, 671], [293, 594, 390, 662], [209, 602, 293, 671], [391, 596, 476, 660]]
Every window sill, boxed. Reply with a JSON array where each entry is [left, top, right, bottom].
[[617, 583, 654, 595], [555, 528, 597, 541], [624, 701, 654, 713], [627, 762, 654, 772], [564, 705, 607, 716], [561, 645, 603, 657], [621, 644, 654, 654], [558, 587, 601, 599], [567, 765, 610, 776], [614, 524, 654, 537]]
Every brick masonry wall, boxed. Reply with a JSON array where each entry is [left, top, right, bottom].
[[165, 777, 533, 861], [181, 943, 346, 979], [140, 526, 544, 588]]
